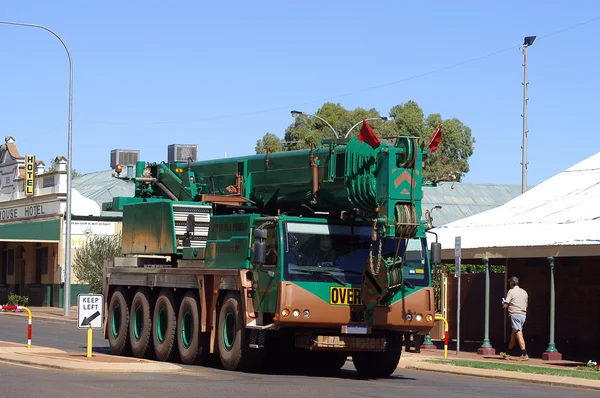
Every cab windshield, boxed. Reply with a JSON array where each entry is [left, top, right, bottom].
[[282, 221, 429, 286]]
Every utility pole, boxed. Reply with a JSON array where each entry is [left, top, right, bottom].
[[521, 36, 536, 194], [0, 20, 74, 316]]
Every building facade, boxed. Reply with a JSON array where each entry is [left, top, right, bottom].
[[0, 137, 121, 307]]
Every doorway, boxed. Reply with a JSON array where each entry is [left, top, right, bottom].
[[35, 247, 48, 284]]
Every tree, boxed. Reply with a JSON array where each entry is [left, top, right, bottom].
[[73, 233, 123, 293], [389, 101, 475, 182], [45, 157, 81, 179], [255, 132, 284, 154], [254, 101, 475, 182], [255, 102, 394, 153]]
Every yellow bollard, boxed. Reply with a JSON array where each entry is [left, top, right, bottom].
[[435, 316, 449, 359], [87, 326, 93, 358]]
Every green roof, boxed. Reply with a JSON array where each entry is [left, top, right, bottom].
[[422, 182, 530, 227], [73, 170, 524, 225], [73, 170, 134, 216]]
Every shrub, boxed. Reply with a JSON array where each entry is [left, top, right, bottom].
[[7, 293, 28, 307], [73, 233, 123, 294]]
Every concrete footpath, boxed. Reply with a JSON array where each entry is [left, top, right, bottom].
[[0, 341, 182, 373], [399, 349, 600, 391]]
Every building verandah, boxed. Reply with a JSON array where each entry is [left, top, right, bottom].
[[0, 136, 120, 307]]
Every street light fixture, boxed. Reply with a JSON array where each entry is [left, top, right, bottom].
[[0, 20, 74, 316], [290, 110, 339, 138], [344, 117, 388, 138], [521, 35, 535, 194]]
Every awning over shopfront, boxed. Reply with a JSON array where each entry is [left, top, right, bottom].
[[0, 217, 61, 242]]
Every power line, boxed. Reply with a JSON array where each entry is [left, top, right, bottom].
[[74, 15, 600, 126]]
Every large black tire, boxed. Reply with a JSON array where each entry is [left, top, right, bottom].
[[152, 288, 177, 362], [129, 287, 153, 358], [177, 291, 210, 365], [313, 351, 348, 371], [291, 350, 347, 373], [352, 333, 402, 378], [217, 291, 261, 372], [107, 287, 131, 356]]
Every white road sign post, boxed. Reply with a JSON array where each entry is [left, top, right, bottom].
[[455, 236, 461, 354], [77, 294, 104, 358]]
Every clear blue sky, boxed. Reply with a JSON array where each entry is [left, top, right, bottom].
[[1, 0, 599, 186]]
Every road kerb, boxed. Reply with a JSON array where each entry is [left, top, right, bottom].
[[1, 311, 77, 324], [405, 361, 600, 391], [0, 346, 63, 354], [0, 352, 183, 373]]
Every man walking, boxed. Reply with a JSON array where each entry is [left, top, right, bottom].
[[499, 276, 529, 361]]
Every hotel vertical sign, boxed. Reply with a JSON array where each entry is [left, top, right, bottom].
[[25, 154, 35, 197]]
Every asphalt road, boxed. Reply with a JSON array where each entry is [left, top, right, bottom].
[[0, 315, 108, 352], [0, 315, 597, 398]]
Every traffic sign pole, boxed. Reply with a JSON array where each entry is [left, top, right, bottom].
[[455, 236, 461, 354], [87, 326, 93, 358], [77, 293, 104, 358]]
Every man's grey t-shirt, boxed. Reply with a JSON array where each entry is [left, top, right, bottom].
[[506, 286, 528, 315]]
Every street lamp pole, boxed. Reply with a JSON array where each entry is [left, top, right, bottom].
[[344, 117, 388, 138], [521, 35, 535, 194], [0, 20, 74, 316], [291, 110, 339, 138]]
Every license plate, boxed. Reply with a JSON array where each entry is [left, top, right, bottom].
[[342, 325, 368, 335]]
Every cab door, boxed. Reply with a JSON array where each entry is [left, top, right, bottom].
[[251, 221, 281, 315]]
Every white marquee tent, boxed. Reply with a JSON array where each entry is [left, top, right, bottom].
[[431, 152, 600, 259]]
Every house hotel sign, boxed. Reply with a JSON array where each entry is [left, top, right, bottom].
[[0, 201, 61, 222], [25, 154, 35, 197]]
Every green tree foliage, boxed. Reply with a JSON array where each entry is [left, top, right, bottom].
[[281, 103, 391, 150], [255, 132, 284, 154], [388, 101, 475, 182], [73, 234, 123, 293], [45, 158, 81, 179], [255, 101, 475, 182]]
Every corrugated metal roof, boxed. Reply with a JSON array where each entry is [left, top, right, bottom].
[[73, 170, 134, 216], [432, 152, 600, 249], [72, 170, 523, 224], [422, 182, 526, 227]]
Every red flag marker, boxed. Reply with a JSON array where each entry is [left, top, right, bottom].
[[428, 125, 443, 151], [357, 119, 380, 149]]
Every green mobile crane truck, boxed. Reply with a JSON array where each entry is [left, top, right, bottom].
[[101, 124, 442, 377]]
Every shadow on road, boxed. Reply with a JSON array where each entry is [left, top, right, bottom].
[[82, 346, 415, 381]]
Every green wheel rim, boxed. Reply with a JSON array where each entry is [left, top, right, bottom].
[[222, 310, 236, 352], [156, 307, 167, 344], [180, 309, 193, 349], [110, 303, 121, 339], [133, 305, 143, 341]]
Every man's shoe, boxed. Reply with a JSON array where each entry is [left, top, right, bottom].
[[499, 352, 510, 360], [519, 355, 529, 361]]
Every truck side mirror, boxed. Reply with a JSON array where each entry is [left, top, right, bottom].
[[252, 229, 267, 265], [430, 242, 442, 265]]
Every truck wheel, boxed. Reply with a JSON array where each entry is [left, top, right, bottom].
[[314, 351, 347, 371], [177, 291, 210, 365], [352, 333, 402, 378], [108, 287, 131, 356], [129, 288, 153, 359], [217, 291, 257, 371], [152, 289, 177, 361]]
